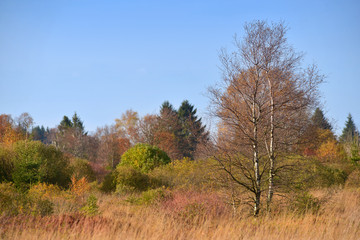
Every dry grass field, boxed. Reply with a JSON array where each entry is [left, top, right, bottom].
[[1, 188, 359, 240]]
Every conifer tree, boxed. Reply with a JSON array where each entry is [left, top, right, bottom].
[[59, 116, 73, 133], [72, 112, 87, 136], [340, 113, 358, 143], [178, 100, 208, 159], [32, 125, 46, 142], [311, 108, 332, 130]]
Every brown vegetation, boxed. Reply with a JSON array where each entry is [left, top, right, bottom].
[[0, 188, 359, 240]]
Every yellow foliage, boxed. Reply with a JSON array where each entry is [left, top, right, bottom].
[[28, 183, 63, 201], [316, 139, 342, 163]]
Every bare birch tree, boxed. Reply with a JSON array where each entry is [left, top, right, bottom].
[[209, 20, 323, 216]]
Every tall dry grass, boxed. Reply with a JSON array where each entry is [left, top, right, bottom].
[[1, 188, 359, 240]]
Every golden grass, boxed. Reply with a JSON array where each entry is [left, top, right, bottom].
[[1, 188, 359, 240]]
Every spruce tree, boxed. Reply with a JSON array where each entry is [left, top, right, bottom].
[[160, 101, 177, 116], [311, 108, 332, 130], [32, 125, 46, 142], [72, 112, 87, 136], [177, 100, 208, 159], [340, 113, 358, 143], [59, 116, 73, 133]]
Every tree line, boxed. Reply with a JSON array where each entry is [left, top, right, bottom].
[[0, 100, 209, 171]]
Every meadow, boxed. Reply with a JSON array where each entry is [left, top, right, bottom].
[[1, 187, 359, 240]]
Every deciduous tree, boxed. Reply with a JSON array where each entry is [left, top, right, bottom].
[[209, 20, 323, 215], [0, 114, 24, 145]]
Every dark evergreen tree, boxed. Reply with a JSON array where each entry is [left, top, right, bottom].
[[159, 101, 180, 132], [72, 112, 87, 136], [340, 113, 358, 143], [177, 100, 209, 159], [58, 116, 73, 133], [311, 108, 332, 130], [55, 113, 89, 158], [155, 100, 209, 160], [32, 125, 46, 142], [160, 101, 177, 116]]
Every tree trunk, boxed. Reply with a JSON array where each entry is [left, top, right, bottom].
[[253, 100, 261, 216], [267, 78, 275, 212]]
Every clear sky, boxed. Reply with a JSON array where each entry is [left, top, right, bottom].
[[1, 0, 359, 135]]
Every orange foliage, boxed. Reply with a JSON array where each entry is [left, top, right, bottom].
[[302, 128, 336, 156], [154, 131, 181, 160], [70, 176, 90, 198], [0, 114, 24, 145], [316, 139, 342, 162]]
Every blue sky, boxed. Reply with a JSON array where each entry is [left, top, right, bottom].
[[1, 0, 359, 134]]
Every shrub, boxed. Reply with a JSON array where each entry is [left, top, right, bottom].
[[126, 187, 171, 205], [290, 192, 321, 214], [81, 194, 99, 216], [306, 163, 348, 188], [28, 182, 62, 200], [99, 171, 117, 193], [115, 165, 151, 193], [149, 158, 216, 190], [345, 169, 360, 188], [284, 157, 348, 190], [12, 141, 71, 189], [0, 146, 14, 182], [0, 182, 22, 215], [0, 182, 54, 216], [70, 176, 90, 198], [31, 199, 54, 216], [120, 143, 170, 173], [70, 157, 96, 182]]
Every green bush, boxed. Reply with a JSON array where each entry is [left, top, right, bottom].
[[0, 146, 14, 182], [149, 158, 216, 190], [120, 143, 170, 173], [70, 157, 96, 182], [115, 165, 151, 193], [126, 187, 171, 205], [12, 141, 71, 189], [304, 162, 348, 188], [99, 171, 117, 193], [281, 157, 348, 190], [290, 192, 321, 214], [81, 194, 99, 216], [31, 198, 54, 216]]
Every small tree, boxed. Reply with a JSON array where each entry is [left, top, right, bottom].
[[340, 114, 360, 161], [340, 114, 358, 143]]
